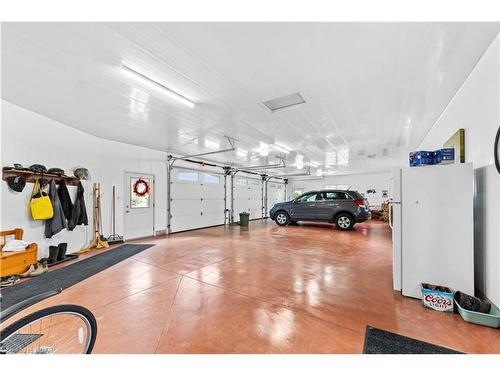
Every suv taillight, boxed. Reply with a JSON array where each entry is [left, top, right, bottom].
[[354, 200, 365, 207]]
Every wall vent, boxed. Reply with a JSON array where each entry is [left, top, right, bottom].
[[262, 92, 306, 113]]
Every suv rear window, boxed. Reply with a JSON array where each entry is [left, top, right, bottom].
[[322, 191, 350, 200]]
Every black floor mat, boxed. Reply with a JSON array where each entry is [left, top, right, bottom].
[[363, 326, 462, 354], [0, 244, 153, 310], [0, 333, 43, 353]]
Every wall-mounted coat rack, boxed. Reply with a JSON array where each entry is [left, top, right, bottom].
[[2, 168, 81, 186]]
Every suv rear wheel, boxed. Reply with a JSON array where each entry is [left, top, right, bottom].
[[335, 213, 354, 231], [275, 211, 290, 226]]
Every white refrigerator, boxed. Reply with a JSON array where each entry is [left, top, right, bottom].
[[389, 163, 474, 299]]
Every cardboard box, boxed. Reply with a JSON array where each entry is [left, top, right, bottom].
[[421, 283, 455, 313]]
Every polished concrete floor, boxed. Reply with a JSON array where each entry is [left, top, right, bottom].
[[3, 219, 500, 353]]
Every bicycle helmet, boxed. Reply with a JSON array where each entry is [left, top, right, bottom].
[[74, 168, 90, 180], [29, 164, 47, 173], [47, 167, 65, 176]]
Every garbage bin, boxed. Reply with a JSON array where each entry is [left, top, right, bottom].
[[239, 212, 250, 227]]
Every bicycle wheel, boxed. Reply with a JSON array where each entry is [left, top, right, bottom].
[[0, 304, 97, 354]]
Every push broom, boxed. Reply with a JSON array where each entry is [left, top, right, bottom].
[[106, 185, 124, 244]]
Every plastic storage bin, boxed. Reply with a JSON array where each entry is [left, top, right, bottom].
[[455, 296, 500, 328]]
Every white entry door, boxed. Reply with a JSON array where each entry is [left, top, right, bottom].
[[124, 173, 154, 240]]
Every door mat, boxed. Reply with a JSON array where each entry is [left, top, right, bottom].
[[363, 326, 462, 354], [0, 244, 153, 310]]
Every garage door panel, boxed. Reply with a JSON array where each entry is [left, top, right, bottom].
[[201, 213, 225, 227], [171, 167, 226, 233], [233, 177, 262, 220], [202, 184, 225, 197], [171, 183, 201, 199], [171, 214, 205, 232], [202, 199, 225, 213], [171, 199, 202, 216]]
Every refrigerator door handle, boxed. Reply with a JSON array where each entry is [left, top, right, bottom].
[[388, 202, 393, 229]]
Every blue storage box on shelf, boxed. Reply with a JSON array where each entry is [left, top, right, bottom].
[[409, 151, 434, 167], [409, 147, 455, 167], [435, 148, 455, 164]]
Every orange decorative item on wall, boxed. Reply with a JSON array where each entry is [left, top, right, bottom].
[[0, 228, 38, 277]]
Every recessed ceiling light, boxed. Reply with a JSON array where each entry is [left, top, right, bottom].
[[259, 142, 269, 157], [273, 143, 290, 154], [121, 64, 195, 108], [296, 154, 304, 170], [204, 138, 220, 150], [262, 92, 306, 113], [237, 148, 248, 158]]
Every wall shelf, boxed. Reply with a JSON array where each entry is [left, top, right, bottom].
[[2, 168, 81, 186]]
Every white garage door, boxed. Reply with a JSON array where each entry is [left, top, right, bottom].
[[234, 176, 263, 220], [170, 168, 226, 233], [267, 181, 286, 212]]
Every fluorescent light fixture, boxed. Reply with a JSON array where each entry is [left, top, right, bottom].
[[337, 148, 349, 166], [237, 148, 248, 158], [295, 154, 304, 170], [204, 138, 220, 150], [309, 161, 320, 167], [121, 64, 195, 108], [273, 143, 290, 154], [259, 142, 269, 157]]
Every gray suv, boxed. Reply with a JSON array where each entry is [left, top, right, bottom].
[[269, 190, 371, 230]]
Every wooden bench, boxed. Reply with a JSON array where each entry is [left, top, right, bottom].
[[0, 228, 38, 277]]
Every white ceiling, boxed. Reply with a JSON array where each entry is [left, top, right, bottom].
[[2, 22, 499, 176]]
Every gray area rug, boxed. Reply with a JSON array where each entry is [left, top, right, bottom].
[[0, 244, 153, 310]]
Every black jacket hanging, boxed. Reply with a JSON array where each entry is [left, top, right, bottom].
[[45, 179, 67, 238], [57, 180, 73, 222], [68, 182, 88, 230]]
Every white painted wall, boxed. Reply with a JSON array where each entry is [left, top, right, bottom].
[[1, 100, 168, 258], [419, 34, 500, 306], [289, 172, 392, 207]]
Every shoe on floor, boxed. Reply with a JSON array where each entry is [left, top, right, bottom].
[[19, 264, 36, 278], [29, 263, 48, 277], [0, 275, 20, 287]]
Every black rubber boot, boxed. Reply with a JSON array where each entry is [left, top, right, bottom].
[[48, 246, 59, 264], [57, 243, 68, 261]]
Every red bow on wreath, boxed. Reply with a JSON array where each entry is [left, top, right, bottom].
[[133, 178, 150, 197]]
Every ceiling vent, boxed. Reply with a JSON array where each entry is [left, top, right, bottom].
[[262, 92, 306, 113]]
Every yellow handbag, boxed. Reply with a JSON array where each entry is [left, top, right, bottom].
[[30, 179, 54, 220]]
